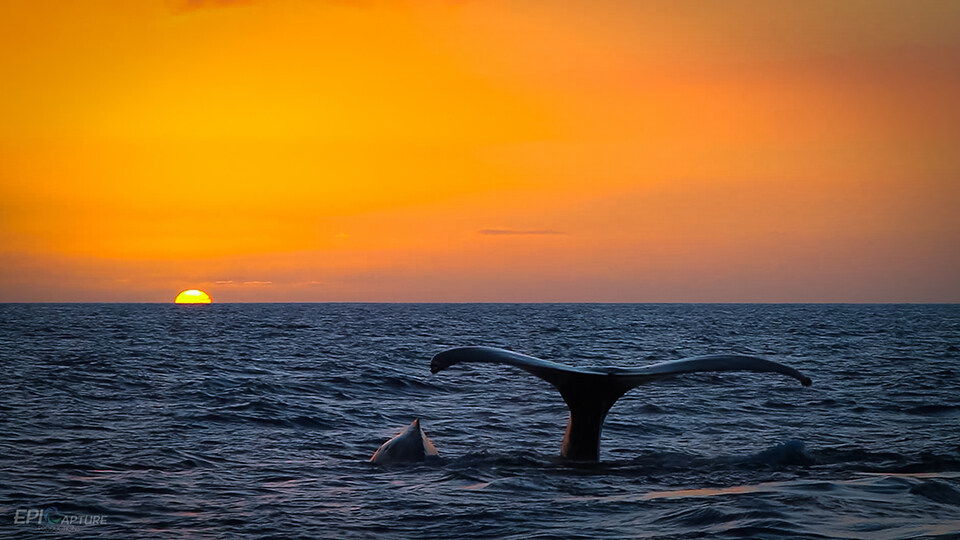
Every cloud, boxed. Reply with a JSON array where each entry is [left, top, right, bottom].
[[165, 0, 259, 14], [242, 280, 273, 285], [215, 280, 234, 284], [478, 228, 565, 236]]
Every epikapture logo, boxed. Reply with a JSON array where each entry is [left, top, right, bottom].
[[44, 507, 63, 524], [14, 507, 106, 528]]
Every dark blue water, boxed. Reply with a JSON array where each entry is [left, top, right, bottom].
[[1, 304, 959, 538]]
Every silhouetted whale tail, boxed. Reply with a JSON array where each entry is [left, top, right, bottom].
[[431, 346, 812, 462]]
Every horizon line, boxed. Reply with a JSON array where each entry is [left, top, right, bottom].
[[1, 301, 958, 305]]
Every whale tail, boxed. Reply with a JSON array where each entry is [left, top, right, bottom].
[[431, 346, 811, 462]]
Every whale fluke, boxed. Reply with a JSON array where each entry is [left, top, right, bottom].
[[431, 346, 812, 462], [370, 419, 440, 465]]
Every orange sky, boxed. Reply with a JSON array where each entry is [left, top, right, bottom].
[[1, 0, 958, 302]]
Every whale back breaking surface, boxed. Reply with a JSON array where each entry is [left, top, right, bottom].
[[431, 346, 812, 462], [370, 419, 440, 465]]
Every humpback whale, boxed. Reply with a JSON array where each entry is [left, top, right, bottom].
[[431, 346, 812, 462], [370, 419, 440, 465]]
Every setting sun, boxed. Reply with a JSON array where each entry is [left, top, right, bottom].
[[174, 289, 212, 304]]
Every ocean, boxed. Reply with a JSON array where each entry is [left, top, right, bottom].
[[1, 303, 958, 538]]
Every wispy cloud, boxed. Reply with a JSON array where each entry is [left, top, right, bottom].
[[478, 229, 565, 236], [242, 280, 273, 285], [215, 280, 234, 284], [165, 0, 258, 14]]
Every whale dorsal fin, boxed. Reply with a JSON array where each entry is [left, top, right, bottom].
[[430, 346, 811, 462]]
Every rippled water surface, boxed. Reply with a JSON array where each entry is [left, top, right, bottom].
[[1, 303, 959, 538]]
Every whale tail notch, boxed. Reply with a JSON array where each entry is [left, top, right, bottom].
[[430, 346, 812, 462]]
